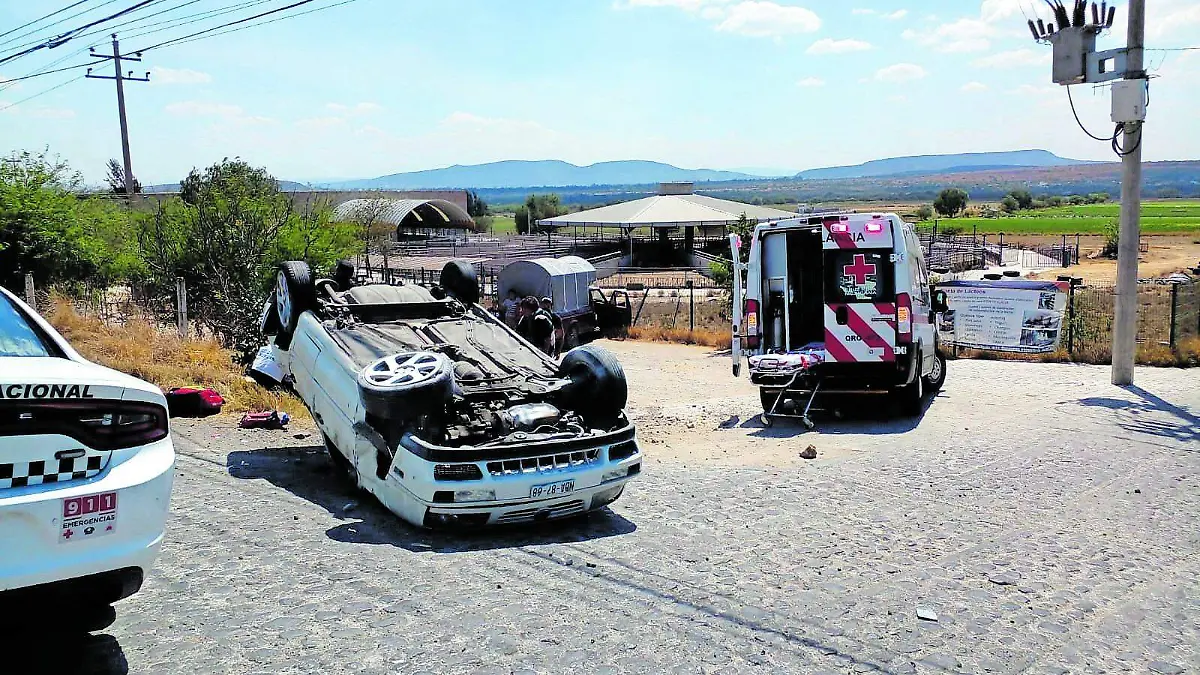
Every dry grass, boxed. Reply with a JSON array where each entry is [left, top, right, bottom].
[[620, 325, 732, 349], [956, 339, 1200, 367], [45, 295, 308, 417]]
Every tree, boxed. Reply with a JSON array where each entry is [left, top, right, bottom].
[[916, 204, 934, 221], [104, 158, 141, 195], [515, 193, 567, 234], [1006, 189, 1033, 210], [933, 188, 969, 217], [139, 159, 296, 359], [346, 197, 393, 277], [466, 190, 488, 218], [1000, 195, 1020, 214]]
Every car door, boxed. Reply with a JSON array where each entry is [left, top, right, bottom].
[[908, 233, 936, 370]]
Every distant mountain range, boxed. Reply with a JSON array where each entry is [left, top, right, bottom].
[[137, 150, 1100, 194], [795, 150, 1090, 180], [322, 160, 757, 191]]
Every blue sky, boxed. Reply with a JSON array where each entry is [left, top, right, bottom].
[[1, 0, 1197, 184]]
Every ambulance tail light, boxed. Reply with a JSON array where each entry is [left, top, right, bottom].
[[745, 299, 760, 349], [865, 220, 885, 234], [896, 293, 913, 344], [829, 222, 850, 234]]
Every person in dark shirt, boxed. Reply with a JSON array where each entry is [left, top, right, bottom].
[[540, 297, 564, 357], [517, 296, 554, 355]]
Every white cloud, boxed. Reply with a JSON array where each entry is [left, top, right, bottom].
[[165, 101, 243, 117], [714, 2, 821, 37], [619, 0, 819, 38], [904, 17, 995, 52], [875, 63, 927, 83], [149, 66, 212, 86], [980, 0, 1024, 23], [852, 8, 906, 20], [972, 48, 1050, 68], [883, 9, 908, 20], [806, 38, 872, 54], [796, 77, 825, 87], [326, 102, 383, 115], [961, 81, 988, 92]]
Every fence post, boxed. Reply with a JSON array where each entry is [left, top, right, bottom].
[[1168, 282, 1179, 347], [687, 280, 694, 333], [24, 273, 35, 310], [1075, 234, 1081, 264], [1067, 282, 1077, 355], [175, 277, 188, 339], [1061, 234, 1070, 268]]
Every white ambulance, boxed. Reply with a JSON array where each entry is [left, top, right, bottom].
[[730, 213, 948, 426]]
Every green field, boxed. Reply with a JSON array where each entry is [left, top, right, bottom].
[[919, 200, 1200, 235], [483, 215, 517, 234]]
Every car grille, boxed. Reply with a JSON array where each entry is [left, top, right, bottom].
[[0, 450, 109, 490], [496, 499, 586, 524], [487, 449, 600, 477]]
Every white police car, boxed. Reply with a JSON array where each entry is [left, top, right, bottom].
[[0, 286, 174, 627]]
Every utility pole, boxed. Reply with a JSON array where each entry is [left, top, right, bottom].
[[1111, 0, 1145, 385], [87, 34, 150, 196], [1027, 1, 1147, 384]]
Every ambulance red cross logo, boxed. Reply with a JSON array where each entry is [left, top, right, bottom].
[[843, 254, 877, 285]]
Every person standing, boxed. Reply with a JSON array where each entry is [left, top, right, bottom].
[[540, 296, 564, 357], [501, 290, 520, 328], [517, 296, 555, 356]]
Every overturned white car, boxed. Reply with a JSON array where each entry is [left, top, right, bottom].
[[255, 260, 641, 528]]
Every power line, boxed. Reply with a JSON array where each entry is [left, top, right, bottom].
[[160, 0, 361, 49], [119, 0, 279, 42], [0, 74, 85, 113], [0, 61, 94, 84], [1065, 85, 1112, 142], [0, 0, 162, 66], [0, 1, 94, 41], [1145, 46, 1199, 52], [134, 0, 319, 52], [0, 0, 121, 52]]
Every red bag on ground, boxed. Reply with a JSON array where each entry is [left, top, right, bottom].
[[165, 387, 225, 418]]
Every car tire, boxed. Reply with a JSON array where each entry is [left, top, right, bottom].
[[924, 350, 947, 393], [259, 291, 282, 336], [898, 356, 925, 417], [276, 261, 315, 348], [357, 351, 454, 421], [440, 260, 479, 306], [558, 345, 628, 421]]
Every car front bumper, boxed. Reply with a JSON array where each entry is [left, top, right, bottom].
[[380, 434, 642, 527], [0, 436, 174, 598]]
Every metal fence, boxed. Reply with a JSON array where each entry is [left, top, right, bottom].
[[1065, 280, 1200, 356], [913, 222, 1080, 272]]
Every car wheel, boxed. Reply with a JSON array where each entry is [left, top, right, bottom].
[[558, 345, 628, 422], [276, 261, 315, 348], [357, 351, 454, 421], [259, 291, 282, 336], [440, 260, 479, 305], [898, 357, 925, 417], [924, 350, 947, 393]]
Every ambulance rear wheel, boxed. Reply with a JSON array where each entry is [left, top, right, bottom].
[[924, 351, 947, 393], [898, 357, 925, 417]]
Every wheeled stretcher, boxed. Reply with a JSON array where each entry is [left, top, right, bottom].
[[748, 346, 826, 429]]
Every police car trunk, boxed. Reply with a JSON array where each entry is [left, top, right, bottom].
[[735, 213, 918, 393]]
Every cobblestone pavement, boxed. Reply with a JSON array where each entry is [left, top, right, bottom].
[[31, 358, 1200, 675]]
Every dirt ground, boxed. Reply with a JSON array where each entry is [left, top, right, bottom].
[[1029, 235, 1200, 283]]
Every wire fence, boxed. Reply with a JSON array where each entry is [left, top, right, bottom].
[[1065, 281, 1200, 357]]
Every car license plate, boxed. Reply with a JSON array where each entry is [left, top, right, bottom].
[[530, 479, 574, 499], [60, 491, 118, 544]]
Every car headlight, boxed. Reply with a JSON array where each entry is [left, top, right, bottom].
[[453, 489, 496, 503]]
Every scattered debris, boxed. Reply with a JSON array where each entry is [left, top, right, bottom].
[[800, 445, 818, 460], [916, 606, 939, 622], [238, 410, 290, 430]]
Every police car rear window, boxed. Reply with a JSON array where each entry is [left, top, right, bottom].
[[0, 294, 57, 357], [825, 251, 894, 302]]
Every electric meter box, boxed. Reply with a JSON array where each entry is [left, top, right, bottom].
[[1111, 80, 1147, 123]]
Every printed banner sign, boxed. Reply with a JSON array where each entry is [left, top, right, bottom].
[[936, 279, 1069, 354]]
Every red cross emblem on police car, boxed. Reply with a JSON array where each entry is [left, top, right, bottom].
[[844, 254, 877, 285]]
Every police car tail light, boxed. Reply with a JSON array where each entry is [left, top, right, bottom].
[[896, 293, 913, 343], [744, 299, 760, 349], [71, 402, 168, 450]]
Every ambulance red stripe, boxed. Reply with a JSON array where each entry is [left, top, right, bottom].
[[822, 222, 857, 249], [843, 306, 895, 360], [822, 328, 858, 363]]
